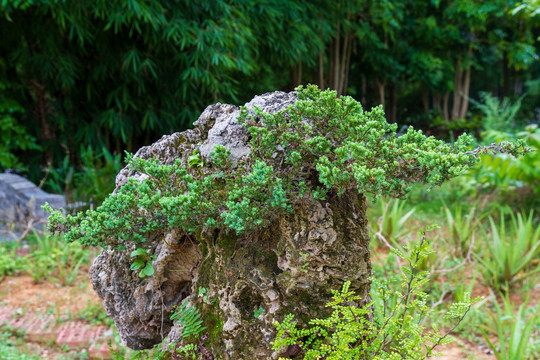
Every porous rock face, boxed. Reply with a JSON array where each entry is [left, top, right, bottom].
[[89, 91, 372, 358]]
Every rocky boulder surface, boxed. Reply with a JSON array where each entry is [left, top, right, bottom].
[[89, 91, 372, 359]]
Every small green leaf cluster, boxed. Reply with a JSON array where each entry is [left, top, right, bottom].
[[272, 226, 483, 360], [254, 306, 264, 319], [300, 253, 310, 273], [171, 301, 206, 342], [188, 149, 204, 168], [130, 248, 156, 278], [46, 85, 527, 251], [197, 287, 215, 305], [171, 343, 198, 360]]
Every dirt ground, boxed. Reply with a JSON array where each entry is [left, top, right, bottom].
[[437, 338, 495, 360], [0, 270, 110, 359], [0, 273, 102, 318]]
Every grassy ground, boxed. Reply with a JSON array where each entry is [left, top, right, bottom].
[[366, 180, 540, 360]]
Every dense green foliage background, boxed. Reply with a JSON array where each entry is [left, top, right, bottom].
[[0, 0, 539, 203]]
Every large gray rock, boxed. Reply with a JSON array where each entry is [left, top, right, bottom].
[[89, 91, 372, 359]]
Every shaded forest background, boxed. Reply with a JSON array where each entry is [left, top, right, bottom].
[[1, 0, 539, 204]]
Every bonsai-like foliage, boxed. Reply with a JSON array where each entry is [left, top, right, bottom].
[[46, 85, 527, 249]]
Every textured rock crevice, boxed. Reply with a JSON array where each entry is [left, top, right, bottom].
[[89, 91, 372, 358]]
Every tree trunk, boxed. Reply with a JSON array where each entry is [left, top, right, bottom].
[[459, 47, 473, 119], [451, 54, 463, 120], [333, 26, 340, 91], [375, 79, 386, 108], [433, 92, 450, 123], [361, 76, 367, 106], [433, 93, 442, 113], [337, 26, 353, 96], [89, 91, 373, 359], [443, 92, 450, 123], [422, 87, 429, 115], [298, 61, 302, 86], [513, 71, 523, 95], [388, 82, 397, 123], [318, 50, 324, 89], [502, 52, 510, 98], [451, 47, 473, 120], [342, 36, 353, 96], [31, 80, 54, 166], [325, 23, 354, 95], [337, 33, 347, 96], [289, 61, 303, 90]]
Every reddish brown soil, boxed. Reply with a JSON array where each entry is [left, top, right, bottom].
[[437, 339, 494, 360], [0, 271, 114, 359], [0, 273, 102, 317]]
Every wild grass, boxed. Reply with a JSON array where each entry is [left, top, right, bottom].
[[475, 211, 540, 292], [481, 293, 540, 360]]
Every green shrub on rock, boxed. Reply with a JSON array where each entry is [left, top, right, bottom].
[[46, 85, 528, 250]]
